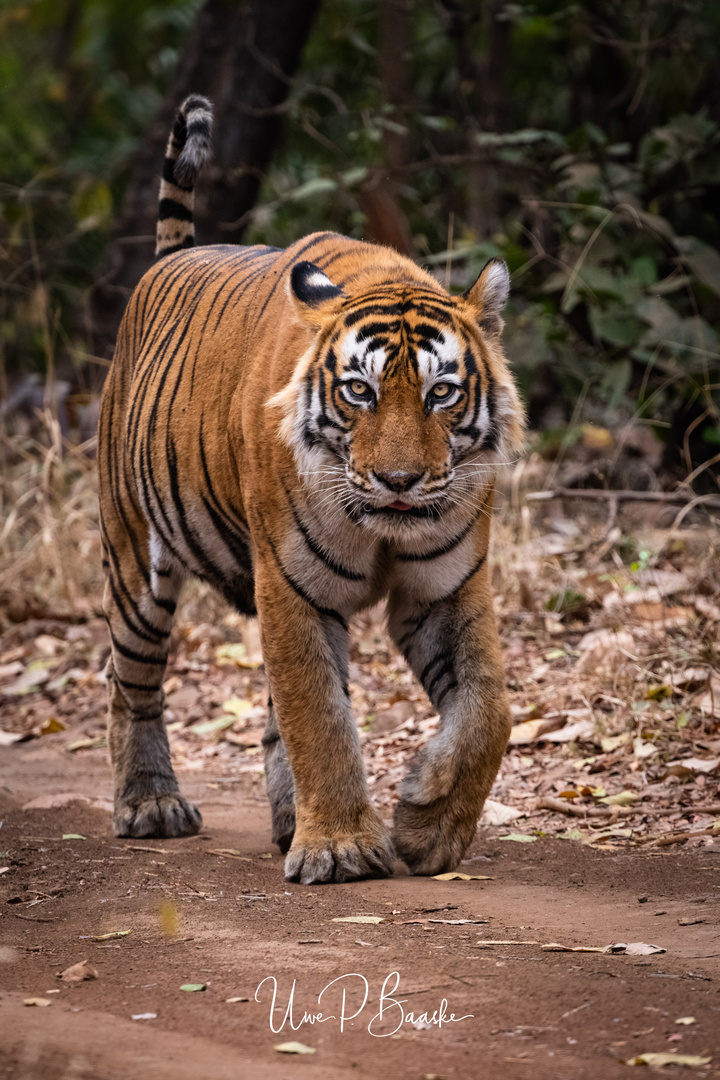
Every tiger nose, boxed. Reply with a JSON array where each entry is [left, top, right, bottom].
[[373, 469, 424, 492]]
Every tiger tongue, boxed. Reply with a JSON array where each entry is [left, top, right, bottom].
[[388, 500, 412, 511]]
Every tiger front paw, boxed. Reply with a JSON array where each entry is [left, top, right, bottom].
[[284, 819, 395, 885], [114, 794, 202, 838], [392, 796, 477, 876]]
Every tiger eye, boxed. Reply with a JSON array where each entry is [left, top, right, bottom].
[[432, 383, 452, 398], [350, 380, 370, 396]]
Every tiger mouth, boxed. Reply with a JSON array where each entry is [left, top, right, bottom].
[[362, 502, 444, 520]]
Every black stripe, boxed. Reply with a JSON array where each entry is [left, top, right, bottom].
[[285, 488, 365, 582], [262, 527, 348, 631], [158, 198, 193, 222], [116, 677, 163, 693], [396, 513, 477, 562], [110, 631, 166, 666]]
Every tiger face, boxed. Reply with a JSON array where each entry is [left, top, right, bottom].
[[272, 258, 524, 541]]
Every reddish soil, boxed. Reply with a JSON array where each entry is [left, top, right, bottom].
[[1, 743, 719, 1079]]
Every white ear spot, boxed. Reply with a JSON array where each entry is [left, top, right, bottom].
[[290, 261, 344, 309]]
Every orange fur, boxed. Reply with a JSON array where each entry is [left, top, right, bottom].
[[98, 103, 525, 883]]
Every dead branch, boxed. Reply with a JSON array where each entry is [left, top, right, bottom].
[[526, 488, 720, 511]]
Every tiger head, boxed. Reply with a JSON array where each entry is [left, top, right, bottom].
[[271, 258, 525, 539]]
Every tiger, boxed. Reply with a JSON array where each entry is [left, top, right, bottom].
[[97, 94, 525, 884]]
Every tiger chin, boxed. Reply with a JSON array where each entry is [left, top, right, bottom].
[[98, 95, 525, 885]]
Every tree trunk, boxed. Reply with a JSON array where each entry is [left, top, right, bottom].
[[359, 0, 416, 256], [88, 0, 319, 361], [440, 0, 512, 241]]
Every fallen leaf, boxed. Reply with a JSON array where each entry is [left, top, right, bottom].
[[66, 737, 107, 752], [432, 872, 494, 881], [633, 736, 658, 760], [508, 716, 566, 745], [2, 669, 50, 696], [0, 867, 9, 875], [220, 697, 254, 718], [62, 834, 86, 841], [678, 917, 704, 926], [481, 799, 525, 825], [158, 899, 180, 937], [0, 730, 27, 746], [275, 1042, 316, 1055], [601, 732, 632, 753], [23, 998, 52, 1007], [131, 1012, 157, 1020], [226, 996, 250, 1003], [190, 715, 236, 737], [332, 916, 385, 924], [39, 717, 66, 735], [207, 849, 251, 861], [576, 629, 635, 674], [258, 853, 273, 859], [180, 983, 207, 992], [91, 930, 130, 941], [645, 684, 672, 701], [215, 643, 261, 669], [498, 833, 537, 843], [666, 757, 719, 776], [598, 791, 639, 807], [543, 717, 597, 743], [58, 960, 98, 983], [675, 1017, 696, 1026], [606, 942, 665, 955], [625, 1052, 711, 1068]]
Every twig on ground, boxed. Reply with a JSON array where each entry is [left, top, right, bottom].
[[534, 798, 720, 820], [526, 488, 720, 510]]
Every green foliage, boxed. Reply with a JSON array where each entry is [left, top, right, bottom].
[[0, 0, 201, 378]]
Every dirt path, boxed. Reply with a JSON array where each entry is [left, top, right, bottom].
[[1, 744, 719, 1080]]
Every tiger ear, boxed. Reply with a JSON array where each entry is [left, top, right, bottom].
[[290, 261, 345, 328], [462, 257, 510, 338]]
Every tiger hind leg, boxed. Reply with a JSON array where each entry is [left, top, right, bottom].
[[261, 699, 296, 853], [102, 525, 201, 838]]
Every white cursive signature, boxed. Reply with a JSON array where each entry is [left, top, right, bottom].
[[255, 971, 474, 1037]]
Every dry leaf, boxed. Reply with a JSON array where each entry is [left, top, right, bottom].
[[599, 791, 639, 806], [431, 872, 494, 881], [666, 757, 718, 776], [179, 983, 206, 992], [675, 1017, 696, 1026], [498, 833, 537, 843], [332, 915, 384, 924], [221, 697, 254, 718], [275, 1042, 316, 1055], [91, 930, 130, 941], [226, 996, 250, 1003], [24, 998, 52, 1007], [59, 960, 98, 983], [132, 1012, 157, 1020], [39, 717, 66, 735], [625, 1052, 711, 1068], [481, 799, 525, 825], [606, 942, 665, 955]]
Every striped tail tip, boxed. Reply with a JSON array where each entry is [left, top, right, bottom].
[[156, 94, 214, 258]]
